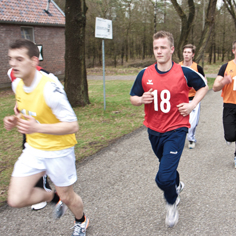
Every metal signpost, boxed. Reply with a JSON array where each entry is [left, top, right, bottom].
[[95, 17, 113, 110]]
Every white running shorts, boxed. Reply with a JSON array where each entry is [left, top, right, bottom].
[[12, 145, 77, 187]]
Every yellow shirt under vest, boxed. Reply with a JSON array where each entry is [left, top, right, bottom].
[[179, 61, 198, 97], [221, 60, 236, 104], [15, 75, 77, 151]]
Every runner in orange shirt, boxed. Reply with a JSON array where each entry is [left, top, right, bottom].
[[179, 44, 206, 149], [213, 40, 236, 168]]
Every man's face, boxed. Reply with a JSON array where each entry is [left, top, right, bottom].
[[183, 48, 194, 63], [153, 37, 174, 64], [8, 48, 37, 80]]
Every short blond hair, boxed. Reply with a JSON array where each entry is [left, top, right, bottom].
[[153, 31, 174, 47]]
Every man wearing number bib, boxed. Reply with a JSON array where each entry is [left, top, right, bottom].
[[213, 40, 236, 169], [130, 31, 208, 227]]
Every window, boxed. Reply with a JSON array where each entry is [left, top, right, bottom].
[[21, 27, 35, 42]]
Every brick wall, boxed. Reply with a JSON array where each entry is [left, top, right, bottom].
[[0, 24, 65, 89]]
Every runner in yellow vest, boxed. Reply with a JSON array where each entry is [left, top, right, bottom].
[[3, 39, 89, 235], [179, 44, 206, 149]]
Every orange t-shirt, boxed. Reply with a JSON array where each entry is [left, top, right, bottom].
[[221, 60, 236, 104], [179, 61, 198, 97]]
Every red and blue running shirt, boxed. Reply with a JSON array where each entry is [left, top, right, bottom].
[[130, 62, 207, 133]]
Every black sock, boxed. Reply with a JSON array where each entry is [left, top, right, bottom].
[[75, 213, 85, 223], [51, 192, 60, 204]]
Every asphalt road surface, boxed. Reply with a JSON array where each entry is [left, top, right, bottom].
[[2, 85, 236, 236]]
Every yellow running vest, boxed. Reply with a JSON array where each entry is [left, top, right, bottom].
[[15, 75, 77, 151]]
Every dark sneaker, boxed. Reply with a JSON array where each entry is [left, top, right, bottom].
[[35, 175, 52, 191], [71, 216, 89, 236], [31, 175, 52, 210], [53, 200, 68, 219]]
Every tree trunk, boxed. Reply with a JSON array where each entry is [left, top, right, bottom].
[[170, 0, 195, 60], [142, 23, 146, 60], [208, 43, 212, 64], [64, 0, 90, 107], [121, 43, 124, 66], [212, 23, 216, 63], [195, 0, 217, 63]]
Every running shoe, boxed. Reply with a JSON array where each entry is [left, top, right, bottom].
[[165, 200, 179, 227], [188, 141, 195, 149], [31, 201, 47, 210], [71, 216, 89, 236], [175, 181, 184, 206], [53, 200, 68, 219], [31, 175, 52, 210], [176, 181, 185, 195]]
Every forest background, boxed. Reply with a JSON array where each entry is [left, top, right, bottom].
[[55, 0, 236, 70]]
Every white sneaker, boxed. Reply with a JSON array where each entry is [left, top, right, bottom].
[[165, 201, 179, 227], [71, 216, 89, 236], [176, 181, 185, 195], [175, 196, 180, 206], [176, 181, 184, 205], [188, 141, 195, 149], [31, 201, 47, 210]]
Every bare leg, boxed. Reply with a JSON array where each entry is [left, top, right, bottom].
[[8, 172, 54, 208]]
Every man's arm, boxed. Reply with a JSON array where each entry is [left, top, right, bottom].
[[212, 63, 230, 92], [177, 85, 208, 116], [178, 66, 208, 116], [130, 89, 154, 106], [213, 74, 232, 92], [16, 115, 78, 135]]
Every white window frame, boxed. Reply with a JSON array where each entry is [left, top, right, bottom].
[[21, 27, 35, 42]]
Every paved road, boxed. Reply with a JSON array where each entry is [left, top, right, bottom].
[[2, 86, 236, 236]]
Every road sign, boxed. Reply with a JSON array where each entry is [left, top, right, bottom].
[[95, 17, 113, 39]]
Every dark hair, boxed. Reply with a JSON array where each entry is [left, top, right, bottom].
[[9, 39, 39, 58], [183, 44, 196, 54], [153, 31, 174, 47]]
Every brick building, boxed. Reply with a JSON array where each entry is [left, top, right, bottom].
[[0, 0, 65, 89]]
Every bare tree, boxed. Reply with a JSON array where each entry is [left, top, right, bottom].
[[170, 0, 195, 59], [223, 0, 236, 30], [194, 0, 217, 63], [64, 0, 90, 107]]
